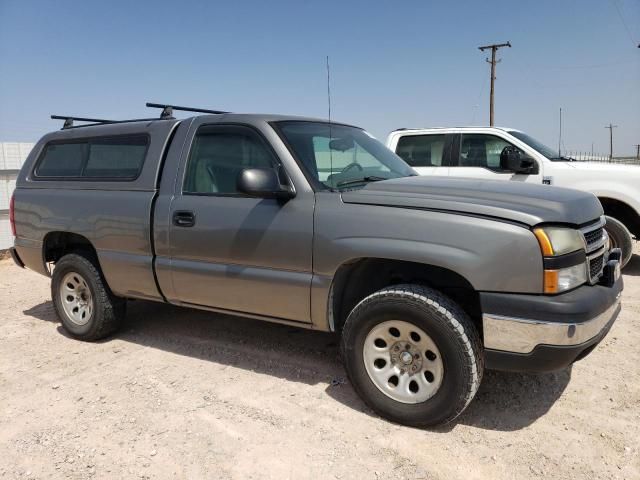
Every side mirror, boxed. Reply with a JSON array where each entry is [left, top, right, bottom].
[[237, 168, 294, 200], [500, 146, 538, 174]]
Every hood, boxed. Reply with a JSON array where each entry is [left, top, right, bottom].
[[340, 176, 603, 227]]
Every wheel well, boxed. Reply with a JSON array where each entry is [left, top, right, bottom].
[[599, 198, 640, 238], [43, 232, 99, 270], [330, 258, 482, 335]]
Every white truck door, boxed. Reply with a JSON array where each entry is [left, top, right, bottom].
[[448, 133, 544, 184]]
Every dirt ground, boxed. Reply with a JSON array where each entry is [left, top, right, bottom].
[[1, 251, 639, 480]]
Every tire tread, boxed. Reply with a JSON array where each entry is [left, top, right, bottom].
[[52, 253, 125, 341], [341, 284, 484, 427]]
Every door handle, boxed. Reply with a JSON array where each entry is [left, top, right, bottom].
[[173, 210, 196, 227]]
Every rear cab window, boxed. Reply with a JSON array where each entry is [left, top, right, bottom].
[[34, 135, 149, 180]]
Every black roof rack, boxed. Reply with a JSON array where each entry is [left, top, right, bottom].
[[146, 102, 229, 119], [51, 102, 229, 130], [52, 115, 168, 130], [51, 115, 116, 129]]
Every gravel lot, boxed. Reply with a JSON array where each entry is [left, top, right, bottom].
[[1, 250, 639, 480]]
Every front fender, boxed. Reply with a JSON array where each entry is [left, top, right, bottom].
[[309, 194, 544, 329]]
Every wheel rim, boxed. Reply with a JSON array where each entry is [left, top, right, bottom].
[[363, 320, 444, 404], [59, 272, 94, 326]]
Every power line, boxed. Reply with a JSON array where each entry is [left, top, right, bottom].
[[469, 72, 489, 124], [609, 0, 638, 48], [541, 59, 635, 70], [478, 42, 511, 126]]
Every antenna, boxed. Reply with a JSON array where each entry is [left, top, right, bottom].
[[326, 56, 332, 123], [326, 55, 333, 183]]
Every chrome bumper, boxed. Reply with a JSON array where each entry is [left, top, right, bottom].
[[483, 297, 621, 354]]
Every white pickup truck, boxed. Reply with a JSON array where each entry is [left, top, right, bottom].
[[386, 126, 638, 267]]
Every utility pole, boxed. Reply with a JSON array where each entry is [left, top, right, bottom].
[[478, 41, 511, 126], [605, 124, 618, 160], [558, 108, 562, 158], [634, 144, 640, 160]]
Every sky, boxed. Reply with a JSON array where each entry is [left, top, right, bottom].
[[1, 0, 638, 155]]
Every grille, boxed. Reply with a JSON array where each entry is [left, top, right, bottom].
[[583, 227, 604, 251], [589, 253, 604, 281]]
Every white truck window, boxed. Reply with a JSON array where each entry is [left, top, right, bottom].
[[395, 135, 445, 168], [458, 134, 512, 170]]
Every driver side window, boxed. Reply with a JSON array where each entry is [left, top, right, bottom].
[[184, 126, 276, 194], [457, 134, 516, 170]]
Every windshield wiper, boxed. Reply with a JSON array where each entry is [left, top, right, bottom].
[[336, 176, 388, 188]]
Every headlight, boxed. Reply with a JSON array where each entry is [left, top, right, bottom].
[[534, 226, 587, 294], [533, 227, 585, 256], [543, 263, 588, 294]]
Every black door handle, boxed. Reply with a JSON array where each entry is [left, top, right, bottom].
[[173, 210, 195, 227]]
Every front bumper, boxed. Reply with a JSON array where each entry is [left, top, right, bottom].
[[480, 267, 623, 372]]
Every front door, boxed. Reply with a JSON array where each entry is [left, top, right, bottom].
[[448, 133, 544, 183], [167, 122, 314, 322]]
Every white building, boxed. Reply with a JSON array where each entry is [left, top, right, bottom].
[[1, 143, 34, 250]]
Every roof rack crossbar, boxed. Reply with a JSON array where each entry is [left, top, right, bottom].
[[51, 115, 174, 130], [146, 102, 229, 119], [51, 115, 116, 129]]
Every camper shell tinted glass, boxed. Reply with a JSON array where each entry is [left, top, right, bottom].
[[34, 134, 149, 180]]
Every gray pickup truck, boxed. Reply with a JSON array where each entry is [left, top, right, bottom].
[[10, 104, 623, 427]]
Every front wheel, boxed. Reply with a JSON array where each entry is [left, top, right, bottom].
[[604, 215, 633, 268], [340, 284, 484, 427]]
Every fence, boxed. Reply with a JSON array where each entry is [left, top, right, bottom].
[[0, 143, 34, 250], [565, 151, 640, 165]]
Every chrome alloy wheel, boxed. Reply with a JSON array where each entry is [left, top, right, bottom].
[[59, 272, 94, 326], [363, 320, 444, 403]]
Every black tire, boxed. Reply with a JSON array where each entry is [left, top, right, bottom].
[[51, 253, 125, 341], [604, 215, 633, 268], [341, 284, 483, 428]]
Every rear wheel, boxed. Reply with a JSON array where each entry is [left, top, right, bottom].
[[341, 284, 483, 427], [51, 253, 125, 341], [604, 215, 633, 268]]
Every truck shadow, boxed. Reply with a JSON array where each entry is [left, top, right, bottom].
[[24, 299, 570, 432], [325, 368, 571, 432], [622, 253, 640, 276]]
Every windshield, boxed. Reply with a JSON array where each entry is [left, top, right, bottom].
[[509, 131, 563, 160], [275, 121, 415, 189]]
